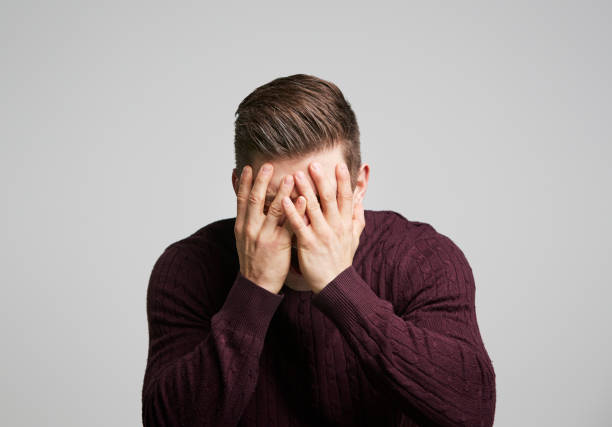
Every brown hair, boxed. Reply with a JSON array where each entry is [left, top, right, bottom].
[[234, 74, 361, 189]]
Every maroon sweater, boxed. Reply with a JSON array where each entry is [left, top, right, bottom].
[[141, 209, 496, 426]]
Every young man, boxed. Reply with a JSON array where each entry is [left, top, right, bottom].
[[141, 74, 496, 426]]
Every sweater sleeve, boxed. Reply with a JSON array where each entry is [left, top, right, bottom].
[[311, 231, 496, 427], [141, 244, 284, 426]]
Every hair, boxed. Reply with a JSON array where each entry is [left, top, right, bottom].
[[234, 74, 361, 190]]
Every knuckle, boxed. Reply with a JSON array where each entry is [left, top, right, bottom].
[[256, 169, 271, 182], [319, 190, 333, 202], [310, 196, 321, 210], [322, 231, 334, 243], [267, 203, 283, 217], [247, 193, 260, 205], [254, 174, 265, 186], [244, 224, 258, 239], [302, 235, 315, 248]]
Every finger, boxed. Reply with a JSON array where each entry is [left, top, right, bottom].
[[336, 162, 353, 223], [245, 163, 274, 228], [262, 174, 295, 235], [282, 195, 307, 235], [281, 196, 310, 234], [294, 169, 327, 231], [352, 198, 366, 241], [297, 195, 307, 220], [282, 195, 314, 243], [235, 165, 252, 232], [309, 162, 341, 226]]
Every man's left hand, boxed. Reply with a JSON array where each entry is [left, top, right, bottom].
[[281, 161, 365, 294]]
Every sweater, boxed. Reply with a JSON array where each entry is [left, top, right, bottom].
[[141, 209, 496, 426]]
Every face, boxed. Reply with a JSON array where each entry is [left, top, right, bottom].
[[232, 144, 367, 249]]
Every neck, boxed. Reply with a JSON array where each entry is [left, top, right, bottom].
[[284, 271, 312, 291]]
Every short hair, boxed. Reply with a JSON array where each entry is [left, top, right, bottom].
[[234, 74, 361, 190]]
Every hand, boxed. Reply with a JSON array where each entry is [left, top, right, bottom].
[[281, 161, 365, 293], [234, 163, 307, 294]]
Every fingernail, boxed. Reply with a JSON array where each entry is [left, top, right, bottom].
[[262, 164, 271, 173], [311, 162, 320, 171], [296, 171, 305, 181], [284, 175, 293, 185]]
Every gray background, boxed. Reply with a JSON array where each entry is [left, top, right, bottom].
[[1, 1, 610, 426]]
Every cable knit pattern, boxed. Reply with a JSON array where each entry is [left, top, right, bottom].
[[141, 209, 496, 426]]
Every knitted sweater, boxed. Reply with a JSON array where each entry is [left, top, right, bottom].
[[141, 209, 496, 426]]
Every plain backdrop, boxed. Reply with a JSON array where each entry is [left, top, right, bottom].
[[1, 1, 610, 426]]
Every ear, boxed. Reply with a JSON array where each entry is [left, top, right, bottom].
[[352, 163, 370, 205]]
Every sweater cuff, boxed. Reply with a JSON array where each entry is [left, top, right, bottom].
[[214, 271, 285, 339], [312, 265, 380, 328]]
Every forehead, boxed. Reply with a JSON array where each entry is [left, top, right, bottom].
[[256, 146, 344, 201], [253, 145, 345, 177]]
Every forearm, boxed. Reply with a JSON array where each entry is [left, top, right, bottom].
[[143, 271, 284, 426], [312, 266, 496, 427]]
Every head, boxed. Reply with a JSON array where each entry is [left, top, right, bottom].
[[231, 74, 370, 247]]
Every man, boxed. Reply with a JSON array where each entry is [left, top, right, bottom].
[[141, 74, 496, 426]]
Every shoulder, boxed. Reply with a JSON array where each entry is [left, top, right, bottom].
[[366, 209, 434, 238], [164, 216, 236, 254], [152, 216, 239, 280], [151, 216, 239, 283], [148, 216, 239, 313], [367, 209, 474, 280], [150, 217, 236, 283], [149, 216, 234, 283], [362, 209, 438, 256], [371, 209, 469, 265], [385, 214, 475, 309]]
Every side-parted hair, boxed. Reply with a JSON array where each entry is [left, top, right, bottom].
[[234, 74, 361, 190]]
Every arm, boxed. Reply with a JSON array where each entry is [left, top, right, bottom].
[[311, 231, 496, 426], [141, 244, 284, 426]]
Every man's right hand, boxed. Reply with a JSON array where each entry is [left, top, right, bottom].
[[234, 163, 307, 294]]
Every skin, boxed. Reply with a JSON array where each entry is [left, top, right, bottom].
[[232, 144, 370, 292]]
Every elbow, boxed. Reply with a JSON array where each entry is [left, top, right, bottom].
[[481, 360, 497, 427], [447, 351, 496, 427], [141, 379, 175, 427], [466, 354, 496, 427], [417, 355, 496, 427], [141, 383, 162, 427]]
